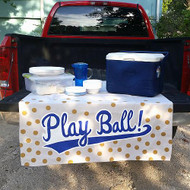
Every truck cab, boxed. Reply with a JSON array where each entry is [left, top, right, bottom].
[[42, 1, 155, 40]]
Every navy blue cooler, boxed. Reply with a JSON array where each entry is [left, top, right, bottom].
[[106, 51, 169, 97]]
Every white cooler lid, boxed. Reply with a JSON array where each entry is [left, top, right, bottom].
[[29, 66, 65, 76], [106, 52, 165, 62]]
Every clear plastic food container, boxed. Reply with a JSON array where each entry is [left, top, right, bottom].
[[23, 73, 74, 95]]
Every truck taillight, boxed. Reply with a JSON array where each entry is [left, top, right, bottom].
[[181, 40, 190, 95], [0, 47, 13, 98]]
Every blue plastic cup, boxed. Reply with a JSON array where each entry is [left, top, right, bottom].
[[72, 62, 93, 86]]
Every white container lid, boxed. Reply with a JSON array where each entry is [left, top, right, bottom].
[[106, 52, 165, 62], [29, 66, 65, 76], [23, 73, 74, 82]]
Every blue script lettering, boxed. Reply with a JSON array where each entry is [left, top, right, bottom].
[[96, 110, 145, 135], [96, 110, 112, 135], [42, 113, 91, 147], [44, 109, 152, 153], [42, 113, 60, 141]]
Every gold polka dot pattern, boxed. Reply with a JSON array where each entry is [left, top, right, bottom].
[[27, 148, 32, 153], [72, 109, 77, 114], [111, 103, 116, 107], [142, 150, 147, 154], [168, 108, 173, 113], [24, 162, 29, 166], [145, 142, 150, 146], [84, 111, 89, 116], [27, 121, 32, 126], [68, 160, 73, 164], [35, 119, 40, 124], [22, 111, 27, 116], [65, 151, 70, 155], [20, 153, 25, 158], [33, 131, 38, 135], [100, 143, 104, 147], [26, 138, 31, 143], [21, 129, 26, 134], [36, 151, 41, 155], [126, 143, 131, 148], [88, 148, 93, 153], [48, 151, 53, 156], [161, 156, 166, 161], [135, 145, 139, 150], [43, 159, 47, 164], [140, 102, 145, 106], [85, 157, 90, 162], [19, 91, 173, 166], [56, 157, 61, 162], [145, 118, 150, 122], [31, 158, 36, 163], [137, 138, 142, 142], [97, 152, 102, 156], [156, 126, 160, 130], [32, 108, 37, 113], [35, 141, 40, 146], [46, 106, 51, 110]]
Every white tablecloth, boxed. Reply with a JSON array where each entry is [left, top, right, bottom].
[[19, 87, 173, 166]]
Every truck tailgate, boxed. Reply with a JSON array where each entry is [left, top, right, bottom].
[[0, 84, 190, 113]]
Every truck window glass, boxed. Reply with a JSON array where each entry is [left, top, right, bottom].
[[48, 6, 149, 37]]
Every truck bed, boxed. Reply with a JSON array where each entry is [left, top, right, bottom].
[[1, 34, 190, 117]]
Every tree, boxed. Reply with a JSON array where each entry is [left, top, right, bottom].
[[162, 0, 172, 14], [156, 0, 190, 38], [2, 0, 16, 8]]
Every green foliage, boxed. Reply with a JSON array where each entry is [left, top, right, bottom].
[[31, 25, 43, 37], [162, 0, 172, 14], [156, 0, 190, 38], [2, 0, 16, 8]]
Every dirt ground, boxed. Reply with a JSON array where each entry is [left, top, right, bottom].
[[0, 112, 190, 190]]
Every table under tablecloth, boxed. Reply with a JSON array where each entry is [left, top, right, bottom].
[[19, 86, 173, 166]]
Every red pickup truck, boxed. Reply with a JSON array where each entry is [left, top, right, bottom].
[[0, 1, 190, 136], [0, 1, 155, 99]]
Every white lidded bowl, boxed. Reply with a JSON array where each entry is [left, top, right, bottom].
[[83, 79, 102, 94]]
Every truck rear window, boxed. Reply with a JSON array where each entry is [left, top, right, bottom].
[[48, 6, 149, 37]]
